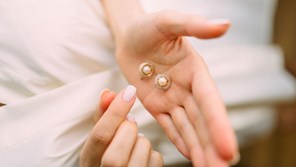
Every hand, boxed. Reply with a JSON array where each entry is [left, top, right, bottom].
[[80, 86, 163, 167], [115, 10, 238, 166]]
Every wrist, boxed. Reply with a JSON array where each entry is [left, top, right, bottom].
[[101, 0, 146, 42]]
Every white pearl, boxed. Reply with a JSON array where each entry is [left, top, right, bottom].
[[143, 66, 152, 75], [158, 77, 168, 87]]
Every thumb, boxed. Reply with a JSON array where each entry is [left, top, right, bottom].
[[153, 10, 230, 39], [93, 89, 116, 123], [99, 89, 116, 112]]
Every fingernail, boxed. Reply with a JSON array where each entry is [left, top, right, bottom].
[[123, 85, 136, 102], [138, 133, 145, 137], [126, 113, 137, 123], [229, 152, 240, 166], [99, 88, 110, 99], [208, 18, 230, 25]]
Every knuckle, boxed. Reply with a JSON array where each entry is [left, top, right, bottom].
[[162, 123, 173, 134], [121, 120, 138, 134], [91, 130, 112, 146], [110, 109, 126, 120], [179, 122, 191, 133], [172, 135, 183, 146]]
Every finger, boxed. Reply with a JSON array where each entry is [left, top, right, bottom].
[[184, 97, 210, 149], [155, 113, 190, 159], [93, 89, 116, 123], [80, 85, 137, 166], [185, 97, 231, 167], [148, 151, 164, 167], [128, 134, 152, 167], [205, 145, 229, 167], [170, 107, 205, 167], [154, 10, 230, 39], [192, 59, 238, 160], [99, 89, 116, 112], [101, 120, 138, 167]]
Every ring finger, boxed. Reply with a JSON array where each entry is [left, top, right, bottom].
[[128, 134, 152, 167]]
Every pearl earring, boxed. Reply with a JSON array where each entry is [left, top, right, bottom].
[[139, 62, 154, 79], [155, 74, 171, 91]]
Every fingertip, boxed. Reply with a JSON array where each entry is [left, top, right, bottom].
[[229, 152, 240, 166], [100, 89, 110, 99], [175, 137, 191, 159], [149, 151, 164, 167], [216, 130, 239, 162], [100, 89, 116, 112], [205, 18, 231, 38], [122, 85, 137, 102], [200, 25, 230, 39]]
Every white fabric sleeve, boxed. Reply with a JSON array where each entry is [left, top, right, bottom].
[[0, 70, 127, 166]]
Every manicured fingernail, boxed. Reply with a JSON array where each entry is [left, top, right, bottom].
[[229, 152, 240, 166], [138, 133, 145, 137], [123, 85, 136, 102], [208, 18, 230, 25], [126, 113, 137, 123], [99, 88, 110, 99]]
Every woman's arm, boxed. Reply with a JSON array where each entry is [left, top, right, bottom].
[[101, 0, 145, 43]]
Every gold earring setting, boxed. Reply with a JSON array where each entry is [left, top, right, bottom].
[[139, 62, 171, 91], [139, 62, 154, 79], [155, 74, 171, 91]]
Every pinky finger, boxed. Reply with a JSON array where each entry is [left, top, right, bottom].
[[148, 151, 164, 167]]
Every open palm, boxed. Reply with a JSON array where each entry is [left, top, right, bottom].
[[115, 10, 238, 167]]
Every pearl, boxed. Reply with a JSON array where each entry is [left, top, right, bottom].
[[139, 62, 154, 79], [158, 77, 168, 87], [143, 66, 152, 75], [155, 74, 171, 91]]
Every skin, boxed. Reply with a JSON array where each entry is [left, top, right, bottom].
[[101, 0, 238, 166], [80, 88, 163, 167]]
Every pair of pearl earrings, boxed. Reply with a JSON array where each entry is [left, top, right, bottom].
[[139, 62, 171, 91]]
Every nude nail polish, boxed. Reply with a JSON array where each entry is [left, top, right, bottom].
[[126, 113, 137, 123], [123, 85, 136, 102], [138, 133, 145, 137]]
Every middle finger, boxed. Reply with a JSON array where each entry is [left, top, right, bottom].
[[128, 134, 152, 167]]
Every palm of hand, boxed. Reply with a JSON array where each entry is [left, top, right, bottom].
[[116, 11, 237, 166]]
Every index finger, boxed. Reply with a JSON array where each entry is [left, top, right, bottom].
[[80, 85, 137, 166]]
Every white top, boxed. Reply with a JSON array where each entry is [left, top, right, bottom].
[[0, 0, 116, 104]]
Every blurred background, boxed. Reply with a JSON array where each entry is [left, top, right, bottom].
[[235, 0, 296, 166]]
